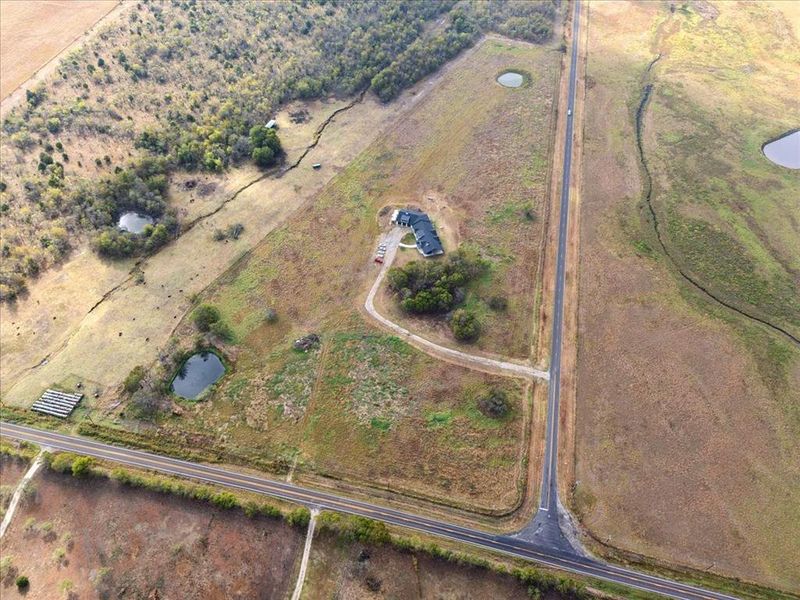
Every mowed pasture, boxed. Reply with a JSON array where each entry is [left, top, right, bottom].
[[0, 466, 305, 599], [161, 40, 559, 513], [0, 0, 119, 102], [574, 0, 799, 591]]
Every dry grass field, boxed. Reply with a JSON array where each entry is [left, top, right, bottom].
[[0, 455, 29, 520], [0, 467, 304, 599], [0, 1, 119, 103], [573, 1, 800, 592]]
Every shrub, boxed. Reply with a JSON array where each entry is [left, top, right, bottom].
[[48, 452, 78, 474], [488, 295, 508, 311], [0, 556, 15, 579], [227, 223, 244, 240], [16, 575, 29, 590], [450, 308, 480, 342], [265, 308, 278, 323], [210, 492, 238, 509], [210, 320, 234, 342], [71, 456, 93, 477], [123, 365, 146, 393], [129, 389, 163, 419], [192, 304, 220, 332], [477, 388, 509, 418], [351, 517, 391, 544], [252, 145, 276, 168], [287, 507, 311, 528]]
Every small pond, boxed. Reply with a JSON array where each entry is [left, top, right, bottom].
[[497, 71, 524, 88], [763, 130, 799, 169], [118, 211, 154, 233], [171, 352, 225, 400]]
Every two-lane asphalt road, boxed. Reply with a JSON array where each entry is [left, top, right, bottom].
[[514, 0, 584, 555], [540, 0, 581, 517], [0, 422, 738, 600]]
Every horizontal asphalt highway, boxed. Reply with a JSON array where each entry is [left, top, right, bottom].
[[1, 422, 738, 600]]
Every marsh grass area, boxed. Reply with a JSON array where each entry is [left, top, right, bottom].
[[147, 40, 559, 512], [646, 8, 800, 339], [576, 1, 800, 591]]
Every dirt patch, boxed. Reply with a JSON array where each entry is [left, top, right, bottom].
[[0, 468, 304, 599], [573, 1, 800, 591]]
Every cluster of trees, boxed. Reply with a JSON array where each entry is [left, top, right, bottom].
[[371, 1, 557, 101], [192, 303, 233, 341], [472, 0, 557, 44], [249, 125, 282, 168], [372, 8, 479, 102], [387, 248, 488, 342], [91, 158, 178, 258], [387, 249, 488, 314], [0, 0, 557, 301]]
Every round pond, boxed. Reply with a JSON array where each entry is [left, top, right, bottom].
[[497, 71, 524, 88], [118, 211, 154, 233], [171, 352, 225, 400], [763, 130, 799, 169]]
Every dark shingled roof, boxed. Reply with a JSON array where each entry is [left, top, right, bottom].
[[393, 209, 444, 257]]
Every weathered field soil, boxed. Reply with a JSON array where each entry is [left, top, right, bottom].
[[0, 0, 120, 104], [303, 529, 541, 600], [573, 1, 800, 592], [0, 468, 304, 599]]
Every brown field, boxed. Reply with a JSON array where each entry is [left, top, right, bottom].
[[0, 467, 305, 599], [303, 528, 542, 600], [0, 0, 120, 103], [572, 0, 800, 592]]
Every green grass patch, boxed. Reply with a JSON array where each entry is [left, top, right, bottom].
[[425, 410, 454, 429]]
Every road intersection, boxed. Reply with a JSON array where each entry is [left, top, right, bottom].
[[0, 422, 737, 600]]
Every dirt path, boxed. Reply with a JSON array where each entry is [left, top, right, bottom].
[[0, 452, 42, 538], [290, 508, 319, 600], [365, 228, 549, 382]]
